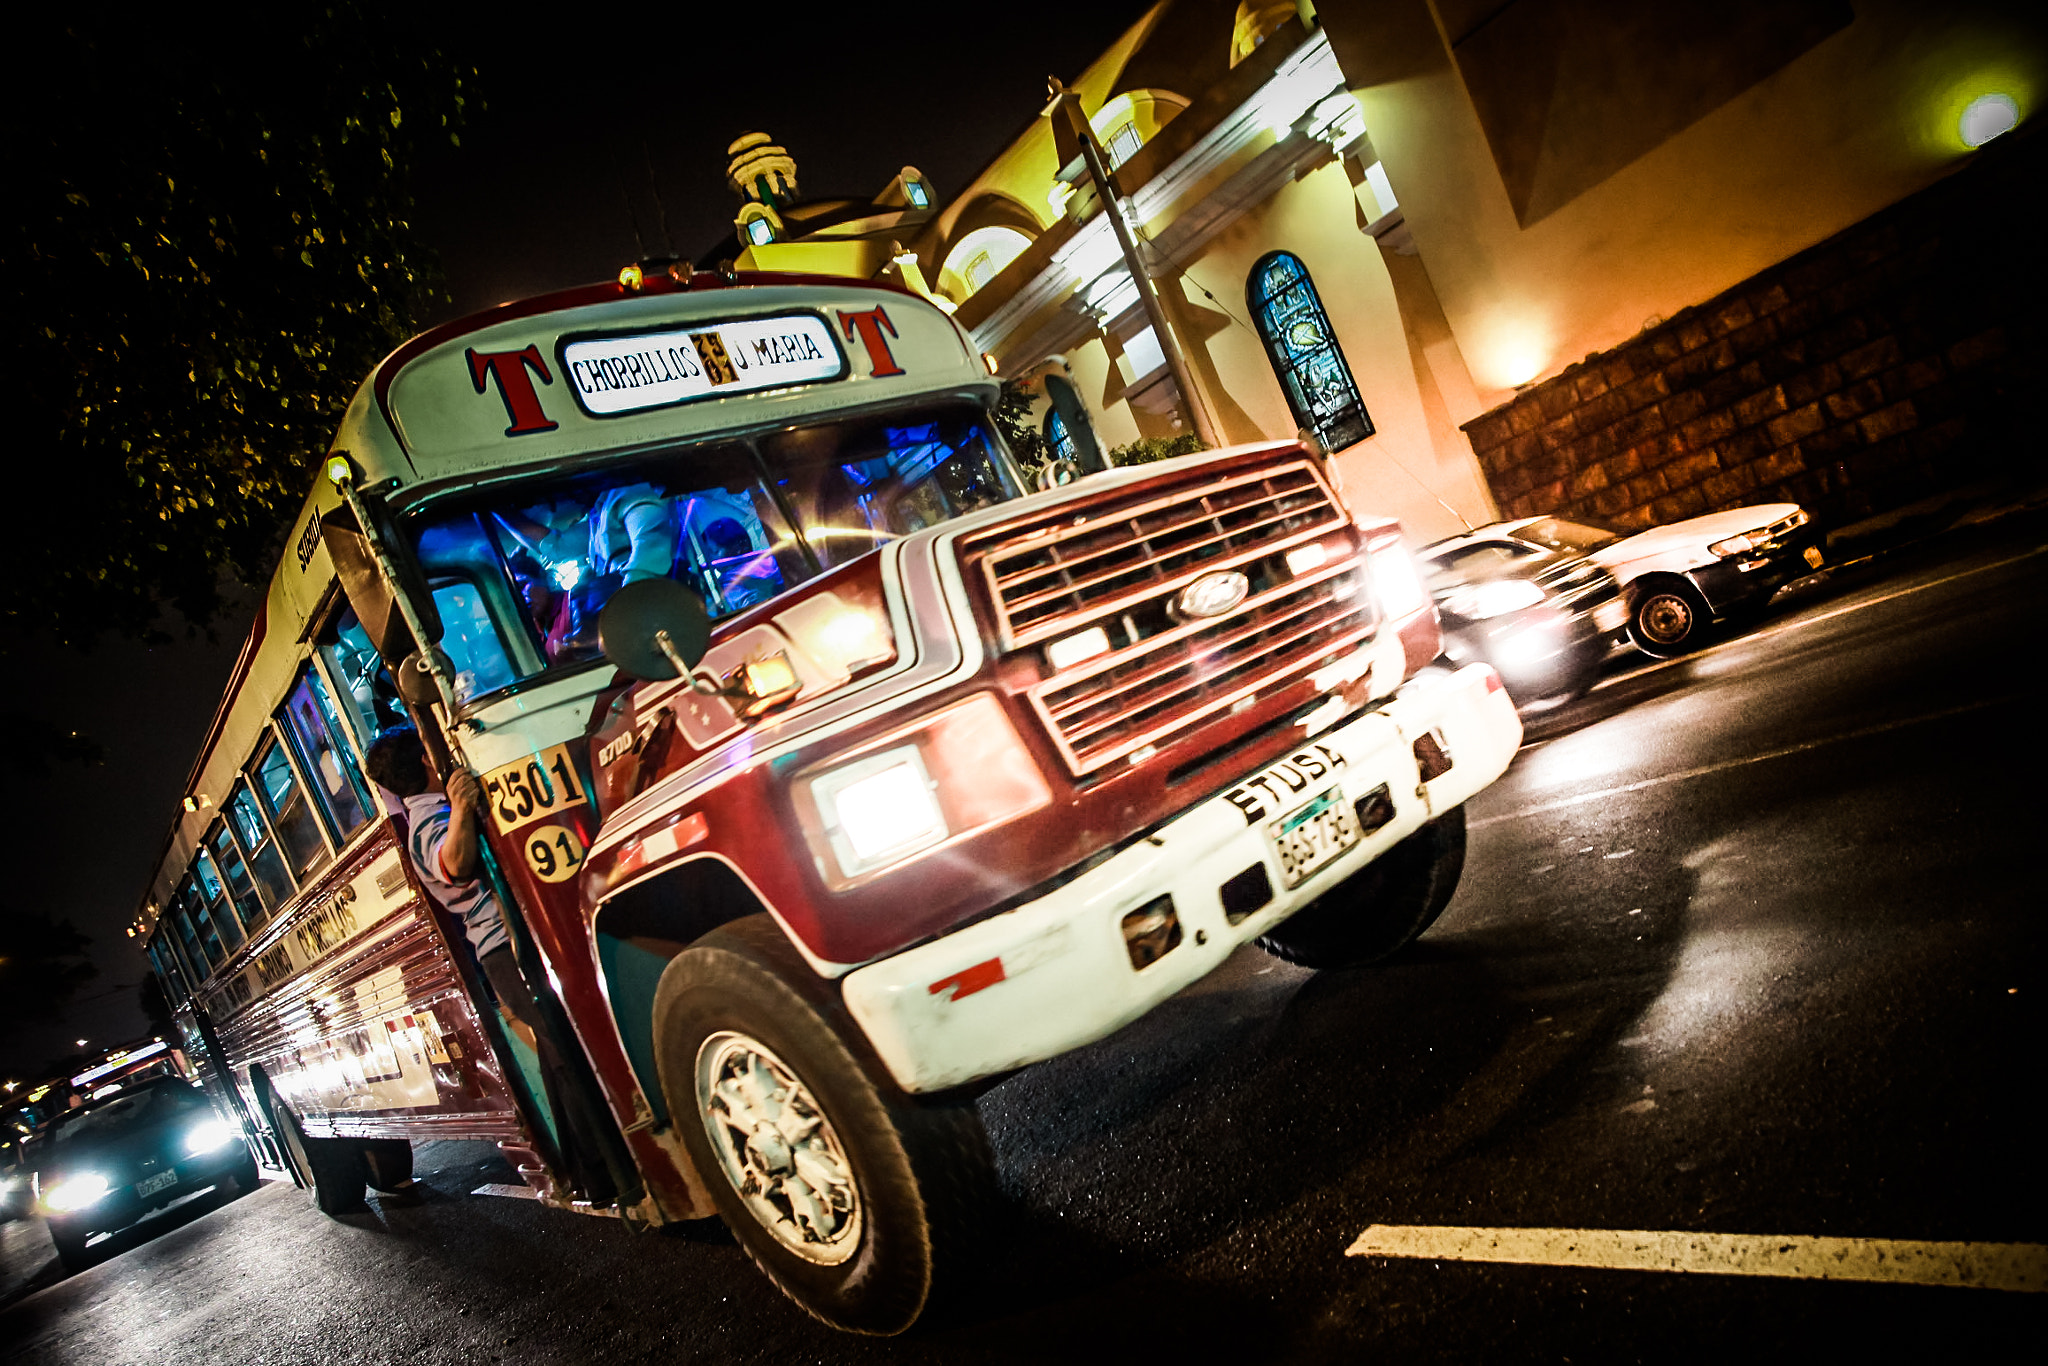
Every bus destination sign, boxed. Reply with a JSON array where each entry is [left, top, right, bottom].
[[563, 314, 845, 416]]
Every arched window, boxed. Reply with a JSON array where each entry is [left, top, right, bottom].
[[1247, 251, 1373, 451], [1043, 408, 1077, 464]]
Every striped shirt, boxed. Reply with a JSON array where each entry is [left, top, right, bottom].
[[402, 792, 510, 958]]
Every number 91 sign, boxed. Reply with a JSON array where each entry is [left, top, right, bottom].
[[523, 823, 587, 883]]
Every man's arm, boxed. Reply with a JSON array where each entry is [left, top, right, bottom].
[[440, 769, 487, 882]]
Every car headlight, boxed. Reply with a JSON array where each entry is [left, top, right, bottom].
[[1446, 578, 1546, 619], [1708, 531, 1761, 557], [185, 1118, 237, 1156], [809, 745, 948, 878], [42, 1172, 111, 1212]]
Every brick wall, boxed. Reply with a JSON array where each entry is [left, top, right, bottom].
[[1461, 129, 2044, 530]]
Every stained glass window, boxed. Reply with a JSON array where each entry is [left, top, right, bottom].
[[1246, 252, 1373, 451], [1044, 409, 1077, 465]]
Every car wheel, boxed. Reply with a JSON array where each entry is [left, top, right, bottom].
[[49, 1217, 94, 1273], [1258, 807, 1468, 969], [654, 919, 996, 1336], [272, 1098, 367, 1216], [224, 1152, 260, 1197], [1628, 580, 1710, 658]]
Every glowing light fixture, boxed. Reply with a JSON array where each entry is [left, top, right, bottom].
[[1959, 93, 2019, 147], [184, 1117, 237, 1156], [323, 454, 353, 486], [1367, 538, 1428, 619], [42, 1172, 111, 1212], [618, 262, 644, 292], [811, 745, 948, 875], [1047, 626, 1112, 671], [1286, 542, 1329, 576]]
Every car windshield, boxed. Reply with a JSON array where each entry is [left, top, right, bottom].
[[407, 403, 1020, 700], [50, 1083, 210, 1149], [1518, 517, 1620, 552], [1421, 542, 1536, 588]]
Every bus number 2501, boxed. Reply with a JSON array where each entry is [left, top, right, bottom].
[[482, 745, 588, 834]]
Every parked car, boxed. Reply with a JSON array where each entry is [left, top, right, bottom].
[[1526, 504, 1825, 656], [31, 1077, 257, 1271], [1417, 523, 1630, 709]]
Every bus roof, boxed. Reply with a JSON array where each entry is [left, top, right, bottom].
[[336, 269, 990, 503]]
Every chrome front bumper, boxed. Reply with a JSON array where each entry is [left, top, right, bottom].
[[841, 663, 1523, 1092]]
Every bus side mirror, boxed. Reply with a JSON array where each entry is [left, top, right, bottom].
[[320, 503, 443, 659], [599, 579, 713, 683]]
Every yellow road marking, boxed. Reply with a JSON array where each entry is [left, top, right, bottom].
[[1345, 1225, 2048, 1292]]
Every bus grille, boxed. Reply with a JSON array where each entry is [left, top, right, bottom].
[[973, 459, 1371, 776]]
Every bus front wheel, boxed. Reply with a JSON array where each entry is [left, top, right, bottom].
[[653, 919, 996, 1336], [272, 1099, 367, 1216]]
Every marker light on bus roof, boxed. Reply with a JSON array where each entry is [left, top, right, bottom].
[[619, 263, 644, 292]]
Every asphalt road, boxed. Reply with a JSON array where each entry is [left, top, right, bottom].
[[5, 512, 2044, 1364]]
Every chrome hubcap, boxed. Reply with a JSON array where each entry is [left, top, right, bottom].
[[696, 1031, 862, 1264], [1640, 593, 1694, 645]]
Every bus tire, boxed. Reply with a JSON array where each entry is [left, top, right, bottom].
[[359, 1138, 414, 1192], [653, 919, 995, 1337], [1257, 807, 1468, 969], [272, 1099, 367, 1216]]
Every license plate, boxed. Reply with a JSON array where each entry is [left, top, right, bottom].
[[136, 1169, 177, 1198], [1267, 786, 1363, 889], [1803, 545, 1824, 568], [1592, 597, 1629, 632]]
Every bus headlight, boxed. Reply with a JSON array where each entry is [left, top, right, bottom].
[[184, 1118, 236, 1156], [810, 745, 948, 878], [42, 1172, 111, 1212], [1367, 537, 1428, 619]]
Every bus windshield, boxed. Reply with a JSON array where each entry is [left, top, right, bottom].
[[408, 403, 1020, 701]]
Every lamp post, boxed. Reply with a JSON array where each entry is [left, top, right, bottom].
[[1044, 79, 1220, 449]]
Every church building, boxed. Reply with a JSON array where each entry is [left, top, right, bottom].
[[716, 1, 2043, 542]]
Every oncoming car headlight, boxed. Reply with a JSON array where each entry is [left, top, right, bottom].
[[42, 1172, 111, 1212], [810, 745, 948, 878], [185, 1118, 236, 1156], [1449, 578, 1546, 619]]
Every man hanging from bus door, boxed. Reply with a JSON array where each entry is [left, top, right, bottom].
[[363, 728, 618, 1204]]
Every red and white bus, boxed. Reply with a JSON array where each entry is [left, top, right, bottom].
[[137, 264, 1521, 1333]]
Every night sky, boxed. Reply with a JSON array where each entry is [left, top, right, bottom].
[[1, 2, 1154, 1081]]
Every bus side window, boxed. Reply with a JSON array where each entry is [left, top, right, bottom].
[[279, 667, 373, 842], [148, 940, 192, 1003], [252, 736, 330, 877], [172, 876, 223, 972], [204, 820, 270, 931], [190, 850, 247, 951], [225, 779, 295, 911], [321, 611, 408, 746]]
